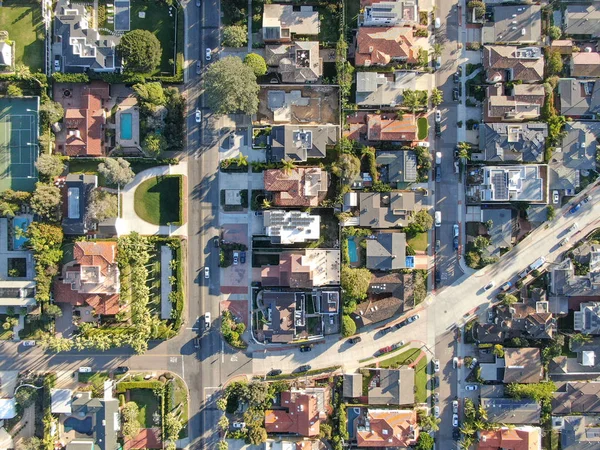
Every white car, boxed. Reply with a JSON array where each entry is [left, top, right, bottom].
[[570, 223, 579, 232], [453, 357, 459, 368], [54, 59, 60, 72], [452, 413, 459, 427], [233, 252, 239, 265], [465, 384, 478, 391], [205, 48, 212, 61], [204, 312, 211, 329], [469, 358, 478, 369], [553, 190, 559, 204], [452, 400, 459, 414], [560, 237, 570, 247], [232, 421, 246, 429], [433, 359, 440, 372], [204, 266, 210, 279], [435, 110, 442, 122], [23, 340, 36, 347], [79, 367, 92, 373], [435, 17, 441, 29], [195, 109, 202, 123], [453, 224, 459, 238], [434, 406, 440, 418], [417, 141, 430, 148]]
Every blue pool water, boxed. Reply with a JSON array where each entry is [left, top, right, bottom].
[[64, 416, 93, 435], [347, 407, 361, 438], [347, 238, 358, 263], [13, 217, 30, 250], [120, 113, 133, 140]]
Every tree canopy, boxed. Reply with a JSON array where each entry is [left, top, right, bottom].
[[409, 209, 434, 233], [341, 314, 357, 337], [87, 189, 118, 223], [244, 53, 267, 77], [133, 82, 166, 110], [35, 154, 65, 179], [331, 153, 361, 182], [142, 132, 167, 157], [341, 266, 372, 302], [223, 25, 248, 47], [205, 56, 259, 115], [118, 30, 162, 73], [98, 157, 135, 186], [31, 183, 61, 219]]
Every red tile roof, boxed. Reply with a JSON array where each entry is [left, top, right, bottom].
[[62, 81, 110, 157], [478, 427, 541, 450], [356, 27, 418, 66], [265, 391, 320, 437], [356, 409, 419, 447], [366, 113, 417, 141], [261, 251, 314, 288], [264, 167, 328, 207]]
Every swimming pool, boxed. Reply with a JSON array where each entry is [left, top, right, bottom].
[[64, 416, 93, 435], [120, 112, 133, 140], [347, 238, 358, 264], [13, 217, 30, 250]]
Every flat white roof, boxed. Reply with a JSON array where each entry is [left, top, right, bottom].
[[0, 398, 16, 419]]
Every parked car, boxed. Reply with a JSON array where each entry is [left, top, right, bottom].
[[435, 110, 442, 122], [465, 384, 478, 391], [452, 414, 459, 427], [240, 252, 246, 264], [434, 17, 441, 28], [453, 88, 459, 101], [204, 266, 210, 279], [501, 281, 512, 292], [434, 392, 439, 403], [434, 406, 440, 418], [435, 166, 441, 183], [560, 237, 570, 247], [570, 223, 579, 232], [435, 121, 441, 136], [299, 345, 312, 352], [195, 109, 202, 123], [233, 252, 239, 265], [196, 0, 201, 6], [435, 240, 441, 252], [232, 422, 246, 429], [417, 141, 430, 148], [407, 314, 420, 323], [433, 359, 440, 372], [213, 237, 220, 247], [196, 61, 201, 74], [553, 190, 559, 204], [469, 358, 478, 369], [22, 340, 36, 347], [435, 270, 441, 283], [54, 58, 61, 72], [453, 236, 459, 251], [583, 194, 591, 203], [453, 428, 461, 440], [205, 48, 212, 61], [347, 336, 362, 344], [204, 312, 211, 329], [79, 367, 92, 373], [268, 369, 282, 376], [296, 364, 311, 373], [484, 281, 495, 291], [115, 366, 129, 374], [194, 338, 201, 349], [487, 310, 494, 323], [453, 357, 459, 368], [452, 400, 459, 414], [435, 211, 441, 227], [453, 72, 460, 83], [453, 224, 459, 237], [569, 203, 582, 214]]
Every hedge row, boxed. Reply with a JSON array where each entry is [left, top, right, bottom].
[[115, 380, 163, 393]]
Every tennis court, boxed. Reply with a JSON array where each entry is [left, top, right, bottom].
[[0, 97, 39, 191]]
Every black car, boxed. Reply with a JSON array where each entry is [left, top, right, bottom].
[[435, 122, 441, 136], [268, 369, 282, 376], [453, 428, 461, 440], [453, 236, 459, 250], [453, 88, 460, 101], [347, 336, 362, 344], [213, 237, 220, 248], [194, 338, 201, 349], [435, 270, 441, 283], [115, 366, 129, 374], [240, 252, 246, 264], [435, 166, 441, 183], [299, 345, 312, 352], [296, 364, 311, 373]]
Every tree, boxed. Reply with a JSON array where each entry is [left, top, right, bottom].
[[473, 235, 491, 252], [415, 433, 435, 450], [547, 205, 556, 221], [164, 412, 183, 440], [20, 436, 43, 450], [463, 398, 476, 421], [492, 344, 504, 358], [281, 159, 296, 174], [331, 153, 361, 182], [40, 101, 65, 125], [223, 25, 248, 47], [248, 427, 268, 445], [205, 56, 259, 115], [121, 402, 141, 438], [216, 397, 227, 411], [431, 43, 444, 58], [142, 132, 167, 157], [502, 294, 518, 306], [572, 332, 592, 343], [7, 85, 23, 97], [2, 316, 17, 331], [87, 190, 118, 223], [465, 251, 481, 268], [98, 157, 135, 186], [244, 53, 267, 77], [31, 183, 61, 219], [245, 381, 272, 406], [506, 381, 556, 402], [457, 141, 471, 159], [15, 386, 38, 408], [133, 82, 167, 110], [485, 219, 493, 230], [217, 441, 229, 450], [341, 266, 372, 301], [118, 29, 162, 73], [402, 89, 428, 112], [218, 415, 229, 431], [418, 411, 441, 432], [319, 423, 333, 439], [548, 25, 562, 40], [546, 49, 563, 77], [44, 303, 63, 318], [35, 154, 65, 178], [409, 209, 434, 233], [261, 198, 272, 209], [430, 88, 443, 106], [341, 314, 357, 337]]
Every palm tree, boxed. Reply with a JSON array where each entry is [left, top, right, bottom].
[[457, 141, 472, 160], [236, 154, 249, 167], [262, 199, 272, 209], [281, 159, 296, 174], [431, 43, 444, 58]]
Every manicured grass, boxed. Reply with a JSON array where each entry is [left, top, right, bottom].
[[345, 0, 361, 30], [407, 232, 429, 252], [417, 117, 429, 140], [174, 378, 189, 439], [379, 348, 428, 403], [0, 0, 44, 71], [129, 389, 160, 428], [130, 0, 177, 74], [134, 175, 182, 225], [78, 371, 109, 384]]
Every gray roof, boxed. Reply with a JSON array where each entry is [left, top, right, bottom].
[[356, 71, 424, 106], [376, 151, 417, 184], [561, 415, 600, 450], [266, 41, 321, 83], [574, 302, 600, 334], [62, 173, 98, 235], [565, 5, 600, 38], [553, 382, 600, 415], [481, 398, 541, 424], [481, 208, 513, 256], [359, 191, 417, 228], [367, 368, 414, 405], [343, 373, 363, 398], [480, 123, 547, 162], [482, 4, 542, 44], [366, 232, 407, 271], [558, 79, 600, 118], [269, 125, 338, 162], [96, 398, 119, 450], [54, 0, 121, 73], [66, 441, 95, 450], [0, 41, 12, 66], [561, 122, 599, 171], [480, 166, 545, 202], [550, 259, 600, 298]]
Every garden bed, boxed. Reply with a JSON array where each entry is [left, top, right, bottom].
[[417, 117, 429, 140]]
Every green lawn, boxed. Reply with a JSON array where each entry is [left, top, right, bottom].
[[407, 232, 429, 252], [417, 117, 429, 140], [174, 378, 189, 439], [379, 348, 428, 403], [129, 389, 160, 428], [78, 371, 109, 384], [134, 175, 182, 225], [0, 0, 44, 71]]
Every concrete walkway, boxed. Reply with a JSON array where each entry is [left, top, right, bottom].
[[119, 162, 189, 237]]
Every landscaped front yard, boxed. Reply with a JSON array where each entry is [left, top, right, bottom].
[[407, 232, 428, 252], [129, 389, 161, 428], [134, 175, 182, 225], [0, 0, 44, 71]]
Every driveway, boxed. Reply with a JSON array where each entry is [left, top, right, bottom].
[[221, 224, 250, 294], [55, 303, 74, 338]]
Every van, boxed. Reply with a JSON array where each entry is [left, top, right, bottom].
[[435, 211, 441, 227]]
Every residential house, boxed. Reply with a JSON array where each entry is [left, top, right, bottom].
[[54, 0, 121, 72], [262, 4, 319, 43], [574, 302, 600, 334], [264, 167, 328, 207], [268, 125, 339, 162], [0, 41, 12, 67], [481, 398, 541, 425], [359, 0, 418, 26], [56, 81, 110, 157], [0, 399, 16, 421], [51, 388, 73, 414], [356, 71, 431, 107], [483, 46, 544, 83], [565, 5, 600, 38], [347, 113, 418, 142], [359, 191, 418, 228], [479, 123, 547, 163], [343, 373, 363, 399], [355, 27, 418, 66], [549, 256, 600, 301], [62, 174, 97, 235], [54, 241, 121, 316], [477, 426, 542, 450], [550, 336, 600, 378], [355, 409, 419, 447], [265, 390, 324, 437], [470, 165, 546, 203], [260, 249, 341, 288], [265, 41, 322, 83], [503, 348, 543, 384], [367, 368, 415, 405], [482, 5, 542, 44], [558, 415, 600, 450], [352, 272, 415, 327], [376, 151, 418, 185], [485, 84, 545, 122], [553, 382, 600, 415], [476, 290, 554, 343], [260, 291, 302, 343], [571, 52, 600, 78], [558, 79, 600, 118], [0, 281, 36, 309], [366, 232, 409, 271], [550, 40, 573, 55], [263, 210, 320, 244]]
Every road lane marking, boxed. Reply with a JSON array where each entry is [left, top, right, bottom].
[[230, 355, 238, 362], [170, 357, 178, 363]]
